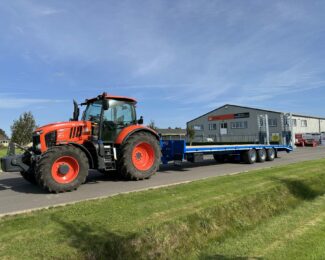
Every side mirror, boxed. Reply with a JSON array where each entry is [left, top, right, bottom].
[[138, 116, 144, 124], [102, 99, 109, 110]]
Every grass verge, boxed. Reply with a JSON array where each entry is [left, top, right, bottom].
[[0, 147, 7, 158], [0, 159, 325, 259]]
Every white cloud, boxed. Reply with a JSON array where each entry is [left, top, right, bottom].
[[0, 95, 66, 109]]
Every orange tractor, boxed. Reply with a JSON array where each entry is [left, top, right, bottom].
[[1, 93, 161, 192]]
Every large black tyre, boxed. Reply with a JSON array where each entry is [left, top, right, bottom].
[[213, 154, 226, 163], [20, 151, 37, 184], [35, 146, 89, 193], [266, 148, 275, 161], [118, 132, 161, 180], [20, 167, 37, 184], [242, 149, 257, 164], [256, 149, 266, 163]]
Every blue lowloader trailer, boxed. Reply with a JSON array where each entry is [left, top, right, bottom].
[[160, 140, 293, 165]]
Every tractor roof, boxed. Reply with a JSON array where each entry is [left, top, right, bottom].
[[85, 93, 137, 104]]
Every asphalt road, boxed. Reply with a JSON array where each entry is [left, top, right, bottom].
[[0, 147, 324, 217]]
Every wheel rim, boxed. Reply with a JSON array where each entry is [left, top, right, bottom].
[[51, 156, 80, 184], [132, 142, 155, 171], [260, 149, 266, 159]]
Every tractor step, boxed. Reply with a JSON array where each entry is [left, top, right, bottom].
[[103, 145, 116, 171]]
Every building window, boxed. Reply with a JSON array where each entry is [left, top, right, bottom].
[[208, 123, 217, 130], [220, 122, 228, 129], [292, 119, 297, 127], [268, 119, 277, 127], [193, 125, 204, 131], [231, 121, 248, 129], [301, 120, 307, 127]]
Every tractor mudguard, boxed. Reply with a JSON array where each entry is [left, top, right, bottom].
[[115, 125, 159, 145]]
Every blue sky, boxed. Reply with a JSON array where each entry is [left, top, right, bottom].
[[1, 0, 325, 135]]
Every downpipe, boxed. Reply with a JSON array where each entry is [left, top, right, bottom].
[[0, 142, 32, 173]]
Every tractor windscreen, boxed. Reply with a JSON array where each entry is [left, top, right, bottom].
[[83, 100, 137, 126]]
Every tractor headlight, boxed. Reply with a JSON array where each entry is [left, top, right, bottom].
[[45, 131, 57, 148]]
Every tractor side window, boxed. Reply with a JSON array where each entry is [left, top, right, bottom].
[[101, 100, 136, 141], [104, 100, 136, 125], [83, 101, 102, 122], [115, 104, 134, 124]]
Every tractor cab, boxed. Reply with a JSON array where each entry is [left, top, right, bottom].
[[82, 94, 138, 142]]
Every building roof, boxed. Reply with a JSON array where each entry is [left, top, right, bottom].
[[157, 128, 186, 136], [187, 104, 325, 123]]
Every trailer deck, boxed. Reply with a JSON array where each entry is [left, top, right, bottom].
[[160, 140, 293, 164]]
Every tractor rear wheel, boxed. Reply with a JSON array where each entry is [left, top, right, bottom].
[[118, 132, 161, 180], [36, 145, 89, 193]]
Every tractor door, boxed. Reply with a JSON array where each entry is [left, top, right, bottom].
[[102, 100, 136, 142]]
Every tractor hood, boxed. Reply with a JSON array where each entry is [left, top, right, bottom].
[[34, 121, 92, 152], [35, 121, 90, 134]]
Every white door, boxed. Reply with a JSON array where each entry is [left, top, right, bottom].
[[220, 122, 228, 135]]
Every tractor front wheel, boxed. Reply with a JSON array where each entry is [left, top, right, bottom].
[[20, 167, 37, 184], [36, 146, 89, 193], [118, 132, 161, 180], [20, 152, 37, 184]]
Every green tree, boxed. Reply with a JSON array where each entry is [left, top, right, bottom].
[[11, 112, 37, 146], [147, 120, 158, 131], [0, 128, 8, 140], [187, 126, 195, 146]]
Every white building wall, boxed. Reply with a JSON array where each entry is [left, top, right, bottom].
[[292, 116, 321, 134], [320, 120, 325, 132]]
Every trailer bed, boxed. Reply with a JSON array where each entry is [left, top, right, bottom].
[[160, 140, 293, 164], [185, 144, 292, 153]]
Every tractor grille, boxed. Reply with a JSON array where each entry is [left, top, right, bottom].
[[45, 131, 57, 148], [70, 126, 83, 138]]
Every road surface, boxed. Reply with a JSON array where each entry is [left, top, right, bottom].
[[0, 147, 324, 216]]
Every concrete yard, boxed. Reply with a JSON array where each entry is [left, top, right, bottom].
[[0, 147, 324, 217]]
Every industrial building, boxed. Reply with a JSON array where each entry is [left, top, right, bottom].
[[187, 104, 325, 145]]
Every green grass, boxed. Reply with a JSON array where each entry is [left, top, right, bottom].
[[0, 147, 7, 158], [1, 159, 325, 259], [0, 147, 24, 159]]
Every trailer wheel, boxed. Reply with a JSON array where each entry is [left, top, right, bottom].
[[266, 148, 275, 161], [36, 146, 89, 193], [256, 149, 266, 163], [213, 154, 226, 163], [118, 132, 161, 180], [243, 149, 257, 164]]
